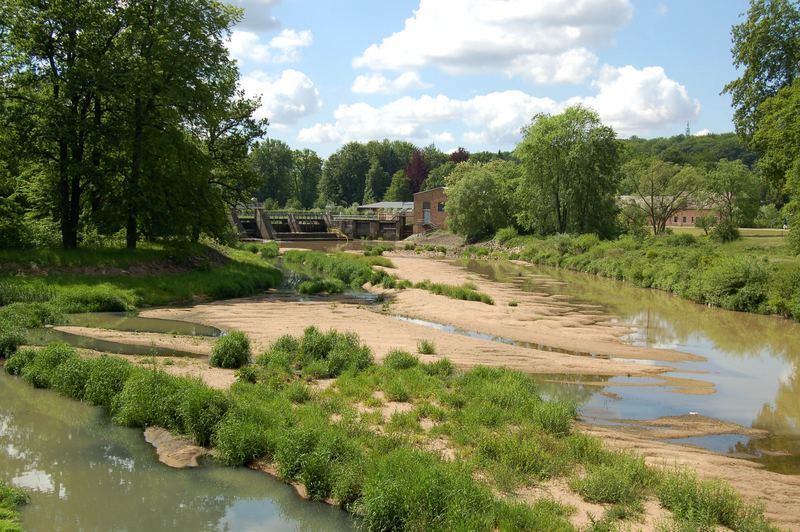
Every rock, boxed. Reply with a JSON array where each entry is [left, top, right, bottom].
[[144, 427, 208, 468]]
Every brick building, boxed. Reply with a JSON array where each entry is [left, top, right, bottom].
[[412, 187, 447, 234]]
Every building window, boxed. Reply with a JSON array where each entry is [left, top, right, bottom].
[[682, 216, 687, 223], [691, 216, 694, 223], [423, 201, 431, 224], [437, 202, 445, 212], [673, 216, 678, 223]]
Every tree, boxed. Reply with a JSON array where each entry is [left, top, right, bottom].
[[365, 139, 415, 198], [422, 144, 448, 171], [405, 149, 429, 194], [423, 161, 456, 190], [515, 106, 621, 237], [620, 158, 707, 234], [706, 159, 761, 236], [446, 161, 517, 242], [250, 139, 294, 205], [695, 214, 718, 236], [291, 149, 322, 208], [723, 0, 800, 138], [317, 142, 370, 206], [449, 147, 469, 163], [363, 159, 387, 204], [752, 79, 800, 197], [383, 170, 411, 202]]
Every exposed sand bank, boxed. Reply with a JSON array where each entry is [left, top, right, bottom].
[[374, 255, 700, 364], [141, 298, 665, 378]]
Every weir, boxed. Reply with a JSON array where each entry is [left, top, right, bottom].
[[234, 207, 413, 241]]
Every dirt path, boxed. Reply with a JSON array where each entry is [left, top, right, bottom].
[[375, 254, 700, 364], [581, 424, 800, 531]]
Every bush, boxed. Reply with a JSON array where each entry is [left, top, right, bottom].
[[235, 365, 258, 384], [384, 349, 420, 370], [0, 302, 63, 329], [51, 356, 91, 400], [53, 284, 136, 312], [496, 226, 519, 244], [260, 241, 280, 259], [298, 327, 373, 377], [422, 357, 455, 377], [178, 382, 230, 446], [4, 348, 36, 376], [571, 453, 654, 505], [21, 342, 76, 388], [531, 400, 576, 436], [84, 355, 132, 408], [417, 339, 436, 355], [210, 331, 251, 369], [701, 256, 769, 312]]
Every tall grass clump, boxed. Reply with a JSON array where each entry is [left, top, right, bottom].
[[0, 480, 29, 532], [571, 452, 655, 505], [84, 355, 133, 408], [656, 469, 777, 531], [20, 342, 76, 388], [360, 447, 497, 531], [414, 280, 494, 305], [298, 327, 373, 378], [417, 339, 436, 354], [298, 277, 345, 295], [0, 322, 25, 359], [3, 348, 37, 376], [210, 331, 251, 369], [177, 382, 230, 446], [111, 368, 187, 430], [51, 356, 92, 400], [383, 349, 420, 370]]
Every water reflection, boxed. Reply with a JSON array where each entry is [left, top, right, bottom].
[[461, 259, 800, 472], [0, 372, 354, 531]]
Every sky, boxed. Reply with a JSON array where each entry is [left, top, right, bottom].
[[225, 0, 750, 157]]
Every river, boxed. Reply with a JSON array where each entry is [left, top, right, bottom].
[[0, 372, 354, 531]]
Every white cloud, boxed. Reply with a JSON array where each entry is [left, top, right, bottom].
[[229, 0, 281, 31], [353, 0, 632, 85], [694, 128, 712, 136], [572, 65, 701, 135], [227, 29, 312, 65], [351, 72, 428, 94], [299, 65, 699, 146], [656, 3, 669, 16], [298, 91, 558, 145], [240, 69, 322, 125]]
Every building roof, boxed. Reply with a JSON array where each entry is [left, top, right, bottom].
[[413, 186, 446, 196], [357, 201, 414, 210]]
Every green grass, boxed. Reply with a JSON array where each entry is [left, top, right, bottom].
[[0, 481, 28, 532], [413, 280, 495, 305], [417, 339, 436, 354], [282, 250, 396, 290], [298, 277, 346, 295], [4, 337, 778, 532]]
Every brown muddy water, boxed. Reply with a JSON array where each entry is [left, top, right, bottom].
[[461, 259, 800, 474], [0, 371, 354, 531]]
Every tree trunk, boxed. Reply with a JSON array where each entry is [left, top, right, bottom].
[[127, 98, 144, 249]]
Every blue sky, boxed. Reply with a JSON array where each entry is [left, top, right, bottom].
[[226, 0, 750, 156]]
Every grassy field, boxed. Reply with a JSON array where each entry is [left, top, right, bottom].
[[3, 333, 778, 531]]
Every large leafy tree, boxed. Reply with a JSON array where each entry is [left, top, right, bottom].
[[706, 159, 761, 229], [317, 142, 370, 206], [446, 161, 519, 242], [752, 79, 800, 196], [251, 139, 294, 205], [621, 158, 707, 234], [723, 0, 800, 139], [290, 148, 322, 208], [363, 159, 387, 204], [515, 106, 621, 237], [405, 149, 429, 193], [383, 170, 411, 202]]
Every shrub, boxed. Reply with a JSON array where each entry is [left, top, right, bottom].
[[531, 400, 576, 436], [298, 327, 373, 377], [701, 256, 769, 312], [417, 339, 436, 355], [0, 302, 63, 329], [51, 356, 91, 400], [384, 349, 420, 370], [4, 348, 37, 376], [21, 342, 76, 388], [383, 379, 410, 402], [496, 226, 519, 244], [235, 365, 258, 384], [285, 380, 312, 404], [259, 241, 280, 259], [271, 334, 300, 354], [53, 284, 136, 312], [178, 382, 230, 446], [0, 322, 25, 359], [210, 331, 251, 369], [84, 355, 132, 408]]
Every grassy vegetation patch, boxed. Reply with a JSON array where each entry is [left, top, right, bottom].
[[0, 481, 29, 532], [413, 280, 495, 305], [210, 331, 251, 369]]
